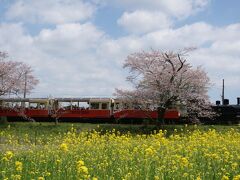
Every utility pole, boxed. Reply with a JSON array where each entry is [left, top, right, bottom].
[[221, 79, 224, 104]]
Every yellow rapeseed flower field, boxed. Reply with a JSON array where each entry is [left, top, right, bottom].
[[0, 124, 240, 180]]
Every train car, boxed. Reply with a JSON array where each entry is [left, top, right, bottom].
[[112, 99, 180, 124], [53, 98, 113, 122], [0, 97, 114, 122], [0, 98, 50, 121]]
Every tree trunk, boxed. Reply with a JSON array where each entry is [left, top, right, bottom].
[[157, 107, 166, 126], [55, 118, 58, 125]]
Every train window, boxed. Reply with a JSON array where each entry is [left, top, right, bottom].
[[102, 103, 108, 109], [39, 103, 46, 109], [146, 103, 151, 109], [115, 103, 119, 110], [29, 103, 38, 109], [133, 104, 141, 109], [123, 103, 129, 109], [91, 103, 99, 109]]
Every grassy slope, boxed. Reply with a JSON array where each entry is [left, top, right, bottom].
[[0, 122, 239, 137]]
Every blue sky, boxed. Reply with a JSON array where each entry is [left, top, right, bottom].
[[0, 0, 240, 104]]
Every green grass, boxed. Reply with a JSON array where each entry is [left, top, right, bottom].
[[1, 121, 240, 134], [0, 121, 240, 141]]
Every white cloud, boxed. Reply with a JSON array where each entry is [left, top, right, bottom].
[[35, 23, 105, 56], [0, 23, 39, 64], [111, 0, 210, 18], [117, 10, 172, 34], [0, 23, 31, 50], [142, 22, 215, 50], [100, 22, 214, 55], [114, 0, 210, 34], [5, 0, 97, 24]]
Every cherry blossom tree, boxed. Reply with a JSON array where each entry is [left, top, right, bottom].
[[17, 64, 39, 98], [0, 51, 39, 97], [115, 49, 214, 123]]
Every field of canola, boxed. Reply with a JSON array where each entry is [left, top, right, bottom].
[[0, 123, 240, 180]]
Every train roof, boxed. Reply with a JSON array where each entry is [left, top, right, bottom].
[[0, 98, 48, 102], [56, 98, 113, 102], [89, 98, 113, 103], [0, 97, 113, 103], [55, 98, 90, 102]]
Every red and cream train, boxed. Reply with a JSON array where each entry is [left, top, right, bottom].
[[0, 98, 180, 123]]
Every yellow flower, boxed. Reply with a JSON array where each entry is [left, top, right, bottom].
[[231, 162, 238, 170], [221, 175, 229, 180], [233, 175, 240, 180], [5, 151, 14, 160], [56, 159, 61, 164], [77, 160, 85, 166], [60, 143, 68, 152], [38, 177, 45, 180], [180, 157, 189, 167], [11, 175, 21, 180], [196, 176, 201, 180], [79, 166, 88, 174], [92, 177, 98, 180], [15, 161, 23, 172], [145, 147, 156, 156], [77, 160, 89, 175]]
